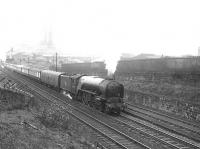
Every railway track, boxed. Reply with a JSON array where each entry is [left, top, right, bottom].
[[118, 114, 200, 149], [3, 69, 150, 149], [126, 103, 200, 142], [4, 69, 200, 149], [72, 102, 200, 149], [72, 98, 200, 149]]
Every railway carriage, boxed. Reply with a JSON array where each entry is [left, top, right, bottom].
[[21, 66, 29, 75], [28, 68, 41, 80], [12, 64, 22, 73], [4, 63, 15, 71], [40, 70, 64, 89]]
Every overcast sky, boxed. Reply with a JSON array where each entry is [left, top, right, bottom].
[[1, 0, 200, 61]]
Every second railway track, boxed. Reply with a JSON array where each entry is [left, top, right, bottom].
[[126, 102, 200, 142]]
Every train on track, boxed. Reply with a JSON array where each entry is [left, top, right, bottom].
[[4, 63, 126, 114]]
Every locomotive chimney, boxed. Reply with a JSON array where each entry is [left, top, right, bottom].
[[107, 71, 115, 80]]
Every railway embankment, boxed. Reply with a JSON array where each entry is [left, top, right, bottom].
[[0, 83, 96, 149], [117, 73, 200, 122]]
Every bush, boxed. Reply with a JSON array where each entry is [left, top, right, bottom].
[[0, 88, 37, 111], [38, 106, 70, 130]]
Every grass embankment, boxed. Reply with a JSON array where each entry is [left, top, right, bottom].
[[0, 87, 97, 149], [118, 75, 200, 122]]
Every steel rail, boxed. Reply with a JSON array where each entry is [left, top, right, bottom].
[[4, 69, 149, 149]]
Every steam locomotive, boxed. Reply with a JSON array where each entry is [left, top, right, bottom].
[[4, 63, 126, 114]]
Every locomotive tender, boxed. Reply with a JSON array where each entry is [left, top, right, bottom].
[[4, 63, 126, 114]]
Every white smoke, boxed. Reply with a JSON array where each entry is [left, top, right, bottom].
[[104, 53, 121, 76]]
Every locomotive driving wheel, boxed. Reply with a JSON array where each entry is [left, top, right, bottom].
[[77, 91, 82, 101], [88, 94, 94, 107], [82, 92, 89, 105]]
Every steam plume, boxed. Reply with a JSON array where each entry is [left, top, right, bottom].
[[104, 53, 120, 77]]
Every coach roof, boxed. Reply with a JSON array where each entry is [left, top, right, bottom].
[[41, 70, 65, 76]]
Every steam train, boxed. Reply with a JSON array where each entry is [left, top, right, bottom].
[[4, 63, 126, 114]]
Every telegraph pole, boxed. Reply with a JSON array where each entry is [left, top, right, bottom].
[[56, 52, 57, 72], [28, 57, 29, 66]]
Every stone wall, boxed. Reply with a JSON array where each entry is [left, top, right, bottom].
[[125, 89, 200, 122]]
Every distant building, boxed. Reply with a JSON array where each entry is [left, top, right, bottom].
[[6, 48, 14, 63], [120, 53, 161, 60], [60, 61, 107, 76], [132, 53, 161, 59], [35, 31, 56, 56], [6, 52, 31, 65], [120, 53, 135, 60]]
